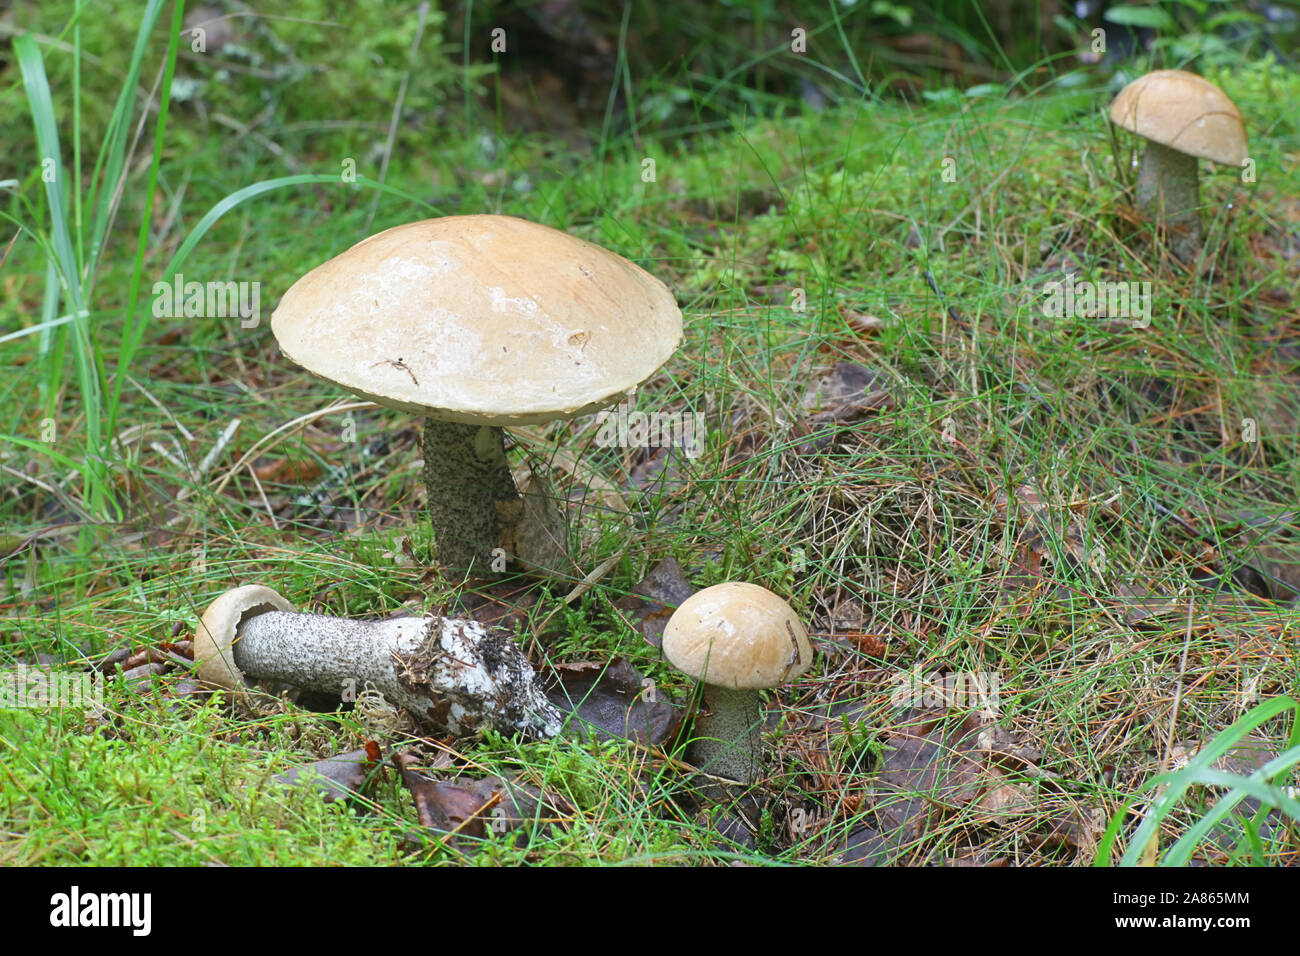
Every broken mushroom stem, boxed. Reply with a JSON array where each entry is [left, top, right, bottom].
[[194, 585, 563, 739]]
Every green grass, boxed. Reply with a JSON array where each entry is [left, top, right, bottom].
[[2, 3, 1299, 866]]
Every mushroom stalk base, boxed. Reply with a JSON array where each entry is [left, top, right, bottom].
[[232, 609, 563, 739], [1135, 142, 1202, 263], [422, 419, 519, 574], [690, 685, 764, 785]]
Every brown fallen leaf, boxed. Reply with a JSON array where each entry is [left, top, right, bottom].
[[252, 457, 323, 484], [444, 577, 544, 635], [793, 361, 897, 453], [976, 773, 1035, 814], [394, 753, 572, 849], [545, 658, 683, 746], [121, 662, 166, 684], [612, 557, 696, 648], [845, 711, 987, 865], [272, 746, 384, 803]]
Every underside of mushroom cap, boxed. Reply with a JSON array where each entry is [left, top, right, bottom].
[[194, 585, 296, 691]]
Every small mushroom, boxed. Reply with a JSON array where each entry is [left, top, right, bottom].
[[271, 215, 683, 575], [192, 584, 563, 739], [662, 582, 813, 784], [1109, 69, 1247, 263]]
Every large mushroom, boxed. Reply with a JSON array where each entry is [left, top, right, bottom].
[[1109, 69, 1247, 263], [662, 582, 813, 784], [271, 215, 682, 575]]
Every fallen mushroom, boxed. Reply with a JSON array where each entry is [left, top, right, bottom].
[[661, 582, 813, 784], [270, 215, 683, 575], [193, 584, 563, 739], [1109, 69, 1247, 263]]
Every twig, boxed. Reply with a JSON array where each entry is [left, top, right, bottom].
[[245, 463, 281, 530], [211, 113, 302, 172], [0, 465, 96, 523], [562, 551, 624, 606], [194, 417, 241, 481], [128, 375, 195, 441], [1163, 591, 1196, 769], [920, 267, 968, 329]]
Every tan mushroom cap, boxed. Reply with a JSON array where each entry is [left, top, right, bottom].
[[270, 215, 683, 426], [193, 585, 294, 691], [1109, 69, 1247, 166], [662, 582, 813, 690]]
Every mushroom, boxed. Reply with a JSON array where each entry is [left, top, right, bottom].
[[1109, 69, 1247, 263], [271, 215, 682, 575], [193, 584, 563, 739], [661, 582, 813, 784]]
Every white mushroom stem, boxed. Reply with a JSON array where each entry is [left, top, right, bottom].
[[691, 685, 765, 785], [231, 609, 563, 739], [1135, 141, 1202, 262]]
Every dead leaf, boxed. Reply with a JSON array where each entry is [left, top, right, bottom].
[[446, 578, 543, 635], [793, 361, 896, 453], [272, 747, 384, 803], [252, 457, 322, 484], [849, 711, 987, 864], [496, 468, 569, 577], [1111, 582, 1185, 627], [612, 557, 696, 648], [394, 753, 572, 849], [545, 658, 683, 746], [977, 775, 1035, 814]]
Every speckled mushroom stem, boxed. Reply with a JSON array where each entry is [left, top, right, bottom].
[[691, 685, 764, 785], [421, 419, 520, 574], [232, 609, 563, 739], [1135, 141, 1203, 263]]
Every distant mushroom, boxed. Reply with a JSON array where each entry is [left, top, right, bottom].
[[1109, 69, 1247, 262], [193, 584, 563, 739], [271, 215, 682, 575], [662, 582, 813, 784]]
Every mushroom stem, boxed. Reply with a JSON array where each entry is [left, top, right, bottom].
[[231, 608, 563, 739], [1135, 141, 1203, 262], [691, 685, 764, 785], [421, 419, 519, 573]]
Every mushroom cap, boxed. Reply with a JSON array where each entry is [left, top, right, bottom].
[[193, 585, 295, 691], [270, 215, 683, 425], [1109, 69, 1247, 166], [662, 582, 813, 690]]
